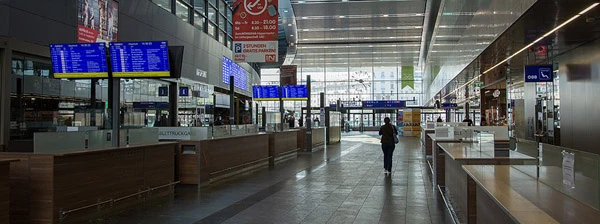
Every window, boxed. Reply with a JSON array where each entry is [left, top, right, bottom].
[[219, 0, 226, 13], [176, 1, 190, 22], [194, 0, 205, 15], [152, 0, 171, 12], [220, 31, 226, 44], [194, 12, 205, 30], [207, 22, 216, 37], [219, 15, 226, 30], [208, 6, 217, 23], [227, 22, 232, 35], [227, 7, 232, 21], [208, 0, 217, 7]]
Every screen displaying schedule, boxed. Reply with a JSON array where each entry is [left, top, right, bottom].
[[362, 100, 406, 108], [50, 43, 109, 78], [222, 56, 247, 90], [282, 85, 308, 100], [252, 85, 280, 100], [109, 41, 170, 78]]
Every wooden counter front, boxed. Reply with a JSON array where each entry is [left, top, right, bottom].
[[270, 130, 300, 161], [437, 143, 536, 223], [297, 128, 326, 151], [0, 159, 18, 223], [463, 165, 600, 224], [0, 142, 177, 224]]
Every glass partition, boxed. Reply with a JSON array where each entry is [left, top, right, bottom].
[[33, 132, 86, 153], [127, 128, 159, 146]]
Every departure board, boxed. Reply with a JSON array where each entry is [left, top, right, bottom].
[[282, 85, 308, 100], [222, 56, 247, 90], [50, 43, 109, 78], [252, 85, 280, 101], [109, 41, 170, 78]]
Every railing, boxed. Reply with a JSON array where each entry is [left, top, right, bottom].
[[58, 181, 180, 223]]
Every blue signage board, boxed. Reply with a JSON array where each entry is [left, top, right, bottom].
[[362, 100, 406, 108], [252, 85, 280, 100], [109, 41, 171, 78], [158, 87, 168, 96], [222, 56, 247, 90], [525, 65, 553, 82], [179, 86, 189, 96], [441, 103, 458, 108], [133, 102, 169, 109], [50, 43, 109, 78], [282, 85, 308, 100]]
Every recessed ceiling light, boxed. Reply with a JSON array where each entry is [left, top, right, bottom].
[[290, 35, 294, 37], [339, 16, 345, 18], [288, 24, 292, 26], [383, 15, 389, 17], [301, 17, 308, 19], [386, 27, 392, 29], [284, 10, 288, 13], [330, 28, 335, 31]]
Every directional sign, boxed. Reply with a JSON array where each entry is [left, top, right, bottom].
[[179, 86, 189, 97], [158, 87, 168, 96], [525, 65, 553, 82]]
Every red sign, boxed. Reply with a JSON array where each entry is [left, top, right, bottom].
[[232, 0, 279, 62], [280, 65, 297, 85]]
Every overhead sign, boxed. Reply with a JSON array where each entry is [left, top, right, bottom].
[[252, 85, 280, 100], [525, 65, 553, 82], [50, 43, 109, 78], [232, 0, 279, 62], [441, 103, 458, 108], [280, 65, 297, 85], [77, 0, 119, 43], [222, 56, 248, 90], [109, 41, 171, 78], [362, 100, 406, 108], [133, 102, 169, 109], [282, 85, 308, 100], [179, 86, 189, 97]]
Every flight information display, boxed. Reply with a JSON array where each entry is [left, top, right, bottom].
[[252, 85, 280, 100], [109, 41, 170, 78], [282, 85, 308, 100], [222, 56, 247, 90], [362, 100, 406, 108], [50, 43, 109, 78]]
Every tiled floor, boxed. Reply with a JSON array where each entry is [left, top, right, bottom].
[[97, 132, 448, 224]]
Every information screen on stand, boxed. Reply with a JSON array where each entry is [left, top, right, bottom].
[[50, 43, 109, 78], [362, 100, 406, 108], [109, 41, 170, 78], [282, 85, 308, 100], [252, 85, 280, 101]]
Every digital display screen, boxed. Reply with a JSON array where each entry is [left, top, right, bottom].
[[109, 41, 170, 78], [252, 85, 280, 100], [50, 43, 109, 78], [282, 85, 308, 100], [222, 56, 247, 90], [362, 100, 406, 108]]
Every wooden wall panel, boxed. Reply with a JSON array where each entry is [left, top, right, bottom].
[[200, 134, 270, 178], [0, 162, 12, 224], [0, 155, 30, 223], [272, 131, 299, 156], [177, 141, 200, 185]]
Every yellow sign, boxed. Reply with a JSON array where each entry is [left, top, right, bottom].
[[112, 71, 170, 78], [53, 72, 109, 78]]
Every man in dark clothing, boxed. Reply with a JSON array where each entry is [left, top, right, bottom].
[[379, 117, 397, 175], [462, 115, 473, 126], [437, 116, 443, 122]]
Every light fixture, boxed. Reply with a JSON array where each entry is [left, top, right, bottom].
[[288, 24, 292, 26], [339, 16, 345, 18], [383, 14, 389, 17]]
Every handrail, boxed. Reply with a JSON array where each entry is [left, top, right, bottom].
[[59, 181, 179, 223]]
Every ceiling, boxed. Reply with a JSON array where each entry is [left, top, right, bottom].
[[290, 0, 427, 68]]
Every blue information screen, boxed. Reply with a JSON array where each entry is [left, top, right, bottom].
[[282, 85, 308, 100], [252, 85, 280, 100], [50, 43, 109, 78], [109, 41, 170, 78], [441, 103, 458, 108], [525, 65, 553, 82], [222, 56, 247, 90], [362, 100, 406, 108]]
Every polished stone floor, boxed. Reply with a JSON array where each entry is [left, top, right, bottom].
[[96, 132, 448, 224]]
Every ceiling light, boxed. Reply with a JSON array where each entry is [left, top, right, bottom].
[[290, 35, 294, 37], [283, 10, 288, 13], [301, 17, 308, 19], [330, 28, 335, 31], [288, 24, 292, 26], [383, 15, 389, 17], [339, 16, 345, 18]]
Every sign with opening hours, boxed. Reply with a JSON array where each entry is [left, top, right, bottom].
[[232, 0, 279, 62]]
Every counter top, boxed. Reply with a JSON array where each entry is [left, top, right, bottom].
[[463, 165, 600, 224], [438, 142, 534, 161], [0, 142, 178, 156]]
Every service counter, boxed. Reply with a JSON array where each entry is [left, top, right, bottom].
[[436, 143, 536, 223], [296, 127, 326, 151], [177, 133, 272, 185], [270, 130, 301, 163], [463, 165, 600, 224], [421, 130, 435, 156], [0, 142, 177, 224], [0, 159, 19, 223], [327, 126, 341, 145]]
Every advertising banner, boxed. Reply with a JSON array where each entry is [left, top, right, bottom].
[[232, 0, 279, 62], [78, 0, 119, 43], [280, 65, 297, 85]]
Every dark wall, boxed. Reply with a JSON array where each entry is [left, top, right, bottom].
[[0, 0, 256, 95], [558, 37, 600, 153]]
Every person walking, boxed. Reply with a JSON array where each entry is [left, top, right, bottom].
[[379, 117, 397, 175]]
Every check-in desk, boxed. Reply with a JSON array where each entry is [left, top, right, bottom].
[[0, 159, 18, 223], [296, 127, 326, 151], [269, 130, 301, 163], [463, 165, 600, 224], [436, 143, 536, 223], [421, 129, 435, 156], [0, 142, 177, 224]]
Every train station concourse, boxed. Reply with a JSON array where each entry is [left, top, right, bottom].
[[1, 0, 600, 223]]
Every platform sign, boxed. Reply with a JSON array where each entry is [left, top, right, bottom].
[[109, 41, 170, 78], [281, 85, 308, 100], [362, 100, 406, 108], [252, 85, 280, 101], [50, 43, 109, 78], [232, 0, 279, 62], [525, 65, 553, 82]]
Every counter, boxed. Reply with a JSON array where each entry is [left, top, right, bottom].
[[0, 159, 19, 223], [436, 143, 536, 223], [0, 142, 177, 224], [421, 130, 435, 156], [296, 128, 326, 151], [269, 130, 301, 163], [463, 165, 600, 223]]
